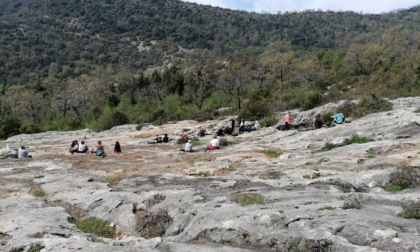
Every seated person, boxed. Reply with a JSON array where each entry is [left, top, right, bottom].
[[253, 121, 260, 130], [332, 111, 344, 124], [180, 139, 193, 152], [114, 141, 121, 154], [314, 114, 323, 129], [18, 146, 31, 158], [207, 136, 220, 151], [78, 140, 88, 153], [162, 134, 169, 143], [69, 140, 79, 154], [148, 135, 163, 144], [95, 141, 106, 157]]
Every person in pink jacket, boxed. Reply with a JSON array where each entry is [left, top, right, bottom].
[[284, 112, 292, 130]]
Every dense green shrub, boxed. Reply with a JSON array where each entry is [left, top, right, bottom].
[[0, 116, 21, 139], [352, 95, 392, 118], [259, 114, 278, 127]]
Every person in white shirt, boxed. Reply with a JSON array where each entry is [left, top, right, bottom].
[[18, 146, 31, 158], [78, 141, 87, 153], [180, 139, 193, 152], [208, 136, 220, 151]]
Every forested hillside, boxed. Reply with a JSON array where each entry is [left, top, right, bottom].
[[0, 0, 420, 138]]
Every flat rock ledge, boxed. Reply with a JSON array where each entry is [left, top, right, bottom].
[[1, 97, 420, 251]]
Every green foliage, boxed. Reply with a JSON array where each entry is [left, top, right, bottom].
[[33, 190, 45, 197], [87, 106, 129, 131], [75, 217, 116, 238], [366, 151, 377, 158], [236, 194, 264, 206], [398, 200, 420, 219], [318, 205, 336, 211], [259, 115, 278, 127], [0, 116, 21, 139], [219, 138, 232, 147], [384, 167, 420, 192], [323, 134, 368, 150], [260, 150, 282, 158], [303, 172, 321, 179], [176, 137, 201, 145], [352, 95, 393, 118], [258, 171, 283, 180]]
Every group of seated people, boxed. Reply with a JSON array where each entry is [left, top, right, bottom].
[[69, 140, 122, 157], [69, 140, 88, 154], [148, 134, 169, 144]]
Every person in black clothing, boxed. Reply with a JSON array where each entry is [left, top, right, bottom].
[[162, 134, 169, 143], [314, 114, 323, 129], [114, 141, 122, 154]]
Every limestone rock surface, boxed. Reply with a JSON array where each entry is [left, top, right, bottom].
[[1, 97, 420, 251]]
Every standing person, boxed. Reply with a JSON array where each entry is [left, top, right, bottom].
[[18, 146, 31, 158], [314, 114, 323, 129], [114, 141, 122, 154], [239, 118, 245, 133], [284, 112, 292, 131]]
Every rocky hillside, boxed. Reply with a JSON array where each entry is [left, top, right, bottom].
[[1, 97, 420, 251]]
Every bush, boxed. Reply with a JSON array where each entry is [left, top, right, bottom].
[[88, 106, 130, 131], [75, 217, 116, 238], [259, 115, 278, 127], [33, 190, 45, 197], [384, 167, 420, 192], [398, 200, 420, 219], [352, 94, 392, 118], [0, 116, 21, 139]]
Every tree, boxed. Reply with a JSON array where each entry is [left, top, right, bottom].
[[183, 49, 220, 110]]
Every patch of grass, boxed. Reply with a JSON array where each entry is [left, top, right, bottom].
[[176, 137, 202, 145], [34, 175, 44, 179], [383, 183, 407, 193], [27, 244, 45, 252], [318, 205, 336, 211], [415, 107, 420, 113], [366, 151, 377, 159], [113, 188, 124, 192], [33, 190, 45, 197], [227, 165, 236, 172], [261, 149, 282, 158], [323, 134, 369, 151], [398, 200, 420, 219], [236, 194, 264, 206], [384, 167, 420, 193], [106, 176, 122, 186], [219, 138, 232, 147], [303, 172, 321, 179], [258, 171, 283, 180], [305, 162, 315, 166], [75, 217, 116, 238]]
